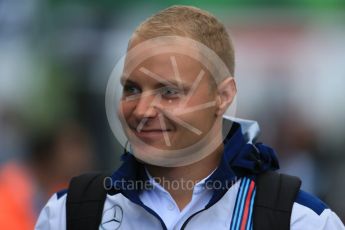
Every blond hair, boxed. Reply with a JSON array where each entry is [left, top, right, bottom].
[[133, 5, 235, 78]]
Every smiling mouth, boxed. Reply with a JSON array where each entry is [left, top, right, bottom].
[[128, 124, 169, 134], [130, 128, 171, 141], [128, 124, 171, 132], [131, 128, 171, 134], [137, 129, 171, 132]]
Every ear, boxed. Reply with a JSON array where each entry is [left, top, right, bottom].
[[215, 77, 237, 116]]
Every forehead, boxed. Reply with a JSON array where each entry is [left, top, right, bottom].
[[123, 53, 216, 89]]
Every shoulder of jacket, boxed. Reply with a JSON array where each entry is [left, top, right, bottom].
[[291, 190, 345, 230], [294, 190, 328, 215], [35, 190, 67, 230]]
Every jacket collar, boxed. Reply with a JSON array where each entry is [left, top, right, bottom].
[[109, 118, 279, 207]]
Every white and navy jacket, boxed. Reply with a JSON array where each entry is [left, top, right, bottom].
[[36, 118, 345, 230]]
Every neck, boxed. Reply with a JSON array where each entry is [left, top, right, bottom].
[[145, 143, 224, 211]]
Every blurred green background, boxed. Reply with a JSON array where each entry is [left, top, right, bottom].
[[0, 0, 344, 228]]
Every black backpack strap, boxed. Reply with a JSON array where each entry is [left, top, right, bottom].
[[66, 172, 109, 230], [253, 171, 302, 230]]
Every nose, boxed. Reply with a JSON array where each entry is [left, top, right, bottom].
[[133, 92, 160, 119]]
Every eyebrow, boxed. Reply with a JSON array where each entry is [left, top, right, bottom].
[[120, 76, 133, 86], [139, 67, 186, 89], [120, 71, 191, 90]]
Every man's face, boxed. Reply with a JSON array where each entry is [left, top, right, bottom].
[[118, 50, 219, 154]]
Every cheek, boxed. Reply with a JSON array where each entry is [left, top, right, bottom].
[[175, 94, 217, 130], [118, 100, 135, 122], [170, 107, 216, 133]]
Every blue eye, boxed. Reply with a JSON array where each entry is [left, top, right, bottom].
[[160, 87, 180, 99], [123, 85, 141, 95]]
